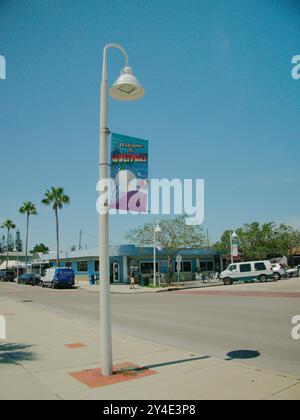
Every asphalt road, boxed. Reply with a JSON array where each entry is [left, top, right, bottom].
[[1, 279, 300, 376]]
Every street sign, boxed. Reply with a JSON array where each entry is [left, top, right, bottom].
[[176, 255, 182, 274], [176, 255, 182, 263]]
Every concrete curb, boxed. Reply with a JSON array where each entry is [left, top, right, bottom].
[[77, 282, 224, 294]]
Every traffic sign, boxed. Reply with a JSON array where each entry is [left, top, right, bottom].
[[176, 255, 182, 263]]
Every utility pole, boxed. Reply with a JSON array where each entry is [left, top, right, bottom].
[[206, 228, 210, 275], [79, 230, 82, 251]]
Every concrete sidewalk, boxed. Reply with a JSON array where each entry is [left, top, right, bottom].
[[77, 282, 165, 294], [0, 296, 299, 400], [77, 281, 223, 294]]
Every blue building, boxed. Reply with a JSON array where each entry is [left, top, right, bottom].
[[39, 245, 224, 284]]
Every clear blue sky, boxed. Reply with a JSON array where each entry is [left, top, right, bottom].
[[1, 0, 300, 251]]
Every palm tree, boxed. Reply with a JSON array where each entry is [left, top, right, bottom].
[[1, 220, 16, 269], [19, 201, 38, 272], [42, 187, 70, 267]]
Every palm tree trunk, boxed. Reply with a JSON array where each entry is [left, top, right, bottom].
[[25, 213, 29, 272], [55, 208, 60, 267], [6, 228, 10, 270]]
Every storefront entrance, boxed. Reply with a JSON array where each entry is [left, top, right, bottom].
[[112, 262, 120, 283]]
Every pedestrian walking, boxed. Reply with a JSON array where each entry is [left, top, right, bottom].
[[129, 272, 135, 290]]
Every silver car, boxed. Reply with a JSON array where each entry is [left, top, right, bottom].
[[286, 265, 300, 278], [271, 263, 286, 280]]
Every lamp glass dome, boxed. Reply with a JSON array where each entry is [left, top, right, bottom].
[[110, 66, 144, 101]]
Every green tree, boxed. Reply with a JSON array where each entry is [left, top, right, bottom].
[[0, 235, 5, 267], [15, 229, 23, 252], [1, 220, 16, 269], [126, 216, 205, 283], [30, 243, 49, 254], [19, 201, 37, 270], [7, 233, 15, 252], [0, 235, 5, 254], [214, 230, 232, 255], [42, 187, 70, 267], [275, 224, 300, 256], [215, 222, 300, 261], [235, 222, 277, 260]]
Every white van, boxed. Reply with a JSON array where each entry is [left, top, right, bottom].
[[220, 261, 276, 285]]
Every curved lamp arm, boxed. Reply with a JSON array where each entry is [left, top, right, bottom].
[[102, 43, 129, 80]]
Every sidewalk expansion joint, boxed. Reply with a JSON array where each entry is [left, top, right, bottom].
[[262, 380, 300, 400]]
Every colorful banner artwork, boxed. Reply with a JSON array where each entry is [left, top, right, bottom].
[[110, 132, 149, 213]]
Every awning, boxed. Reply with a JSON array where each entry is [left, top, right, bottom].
[[0, 260, 26, 270]]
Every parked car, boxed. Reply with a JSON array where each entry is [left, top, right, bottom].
[[0, 270, 15, 282], [271, 263, 287, 280], [220, 261, 275, 285], [18, 273, 40, 286], [41, 268, 75, 289], [286, 265, 300, 278]]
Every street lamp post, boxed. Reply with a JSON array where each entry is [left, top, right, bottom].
[[14, 247, 19, 280], [99, 43, 144, 376], [153, 224, 161, 288]]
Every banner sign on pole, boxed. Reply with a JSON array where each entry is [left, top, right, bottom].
[[232, 243, 239, 257], [110, 132, 149, 213]]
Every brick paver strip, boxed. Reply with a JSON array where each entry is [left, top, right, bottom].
[[64, 343, 86, 349], [69, 362, 157, 388], [176, 290, 300, 298]]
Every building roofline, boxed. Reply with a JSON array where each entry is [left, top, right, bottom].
[[38, 245, 222, 262]]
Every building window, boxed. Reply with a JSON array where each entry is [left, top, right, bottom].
[[94, 260, 99, 272], [200, 261, 214, 271], [140, 262, 159, 274], [175, 261, 192, 272], [65, 262, 72, 269], [77, 261, 88, 272]]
